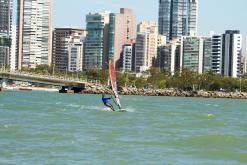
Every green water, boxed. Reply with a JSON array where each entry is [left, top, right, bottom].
[[0, 91, 247, 164]]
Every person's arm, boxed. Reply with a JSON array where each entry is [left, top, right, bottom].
[[106, 97, 111, 100]]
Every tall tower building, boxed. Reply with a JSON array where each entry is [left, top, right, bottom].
[[84, 11, 110, 70], [222, 30, 242, 78], [10, 24, 16, 70], [0, 0, 12, 68], [202, 37, 212, 72], [17, 0, 52, 70], [0, 0, 12, 36], [135, 21, 166, 72], [158, 0, 198, 41], [122, 43, 135, 72], [187, 0, 198, 36], [180, 36, 212, 74], [120, 8, 136, 43], [52, 28, 86, 71], [244, 36, 247, 74], [68, 34, 84, 72], [108, 8, 136, 69], [158, 38, 181, 74], [135, 33, 147, 73], [211, 34, 222, 74], [182, 36, 204, 74]]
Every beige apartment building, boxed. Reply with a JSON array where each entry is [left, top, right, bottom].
[[108, 8, 136, 69], [135, 21, 166, 72]]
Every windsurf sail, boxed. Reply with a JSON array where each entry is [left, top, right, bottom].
[[109, 59, 122, 109]]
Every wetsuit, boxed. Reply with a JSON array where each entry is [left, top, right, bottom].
[[102, 96, 115, 111]]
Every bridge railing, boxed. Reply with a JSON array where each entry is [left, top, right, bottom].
[[0, 70, 88, 83]]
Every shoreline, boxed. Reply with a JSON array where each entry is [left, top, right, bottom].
[[3, 86, 59, 92], [83, 85, 247, 99], [2, 85, 247, 99]]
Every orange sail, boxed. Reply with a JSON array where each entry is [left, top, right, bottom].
[[109, 59, 122, 109]]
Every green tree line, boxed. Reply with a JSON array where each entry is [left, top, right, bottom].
[[117, 68, 247, 92], [20, 65, 247, 92]]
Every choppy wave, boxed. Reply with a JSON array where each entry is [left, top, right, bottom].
[[66, 104, 81, 108], [0, 124, 19, 129], [123, 106, 136, 112], [79, 105, 105, 111], [76, 105, 137, 113], [1, 92, 247, 164], [55, 102, 63, 105]]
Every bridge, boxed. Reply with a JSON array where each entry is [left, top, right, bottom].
[[0, 71, 87, 86]]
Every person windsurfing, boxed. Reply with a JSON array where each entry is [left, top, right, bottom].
[[102, 94, 115, 111]]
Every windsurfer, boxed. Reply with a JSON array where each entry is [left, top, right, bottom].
[[102, 94, 115, 111]]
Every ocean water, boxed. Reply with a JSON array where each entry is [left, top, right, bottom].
[[0, 91, 247, 165]]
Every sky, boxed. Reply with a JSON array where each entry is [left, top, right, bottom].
[[52, 0, 247, 41], [12, 0, 247, 48]]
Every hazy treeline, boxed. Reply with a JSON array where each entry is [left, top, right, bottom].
[[20, 65, 247, 92]]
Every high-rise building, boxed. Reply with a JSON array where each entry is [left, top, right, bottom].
[[158, 0, 198, 41], [68, 35, 84, 72], [108, 13, 125, 68], [84, 11, 110, 70], [0, 36, 10, 68], [139, 22, 160, 69], [211, 34, 222, 74], [181, 36, 213, 74], [158, 38, 181, 74], [10, 24, 16, 70], [244, 37, 247, 74], [135, 21, 166, 73], [17, 0, 52, 70], [0, 0, 12, 68], [0, 0, 12, 36], [203, 37, 212, 72], [120, 8, 136, 43], [243, 55, 247, 75], [222, 30, 242, 78], [108, 8, 136, 69], [188, 0, 198, 36], [181, 36, 204, 74], [52, 28, 86, 71], [122, 43, 135, 72], [135, 33, 147, 72], [131, 43, 136, 72], [138, 21, 157, 34]]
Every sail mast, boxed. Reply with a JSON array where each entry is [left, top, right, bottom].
[[109, 59, 122, 109]]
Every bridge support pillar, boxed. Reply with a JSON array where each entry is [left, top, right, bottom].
[[0, 78, 7, 88]]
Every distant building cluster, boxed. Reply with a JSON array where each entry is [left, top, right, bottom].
[[0, 0, 246, 78]]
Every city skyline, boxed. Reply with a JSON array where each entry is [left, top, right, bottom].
[[52, 0, 247, 37], [6, 0, 247, 75]]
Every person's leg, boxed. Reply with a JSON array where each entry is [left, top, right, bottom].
[[105, 103, 115, 111]]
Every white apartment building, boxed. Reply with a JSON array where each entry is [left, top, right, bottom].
[[17, 0, 52, 69], [211, 34, 222, 74], [222, 30, 242, 78], [68, 35, 84, 72], [122, 44, 133, 72]]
